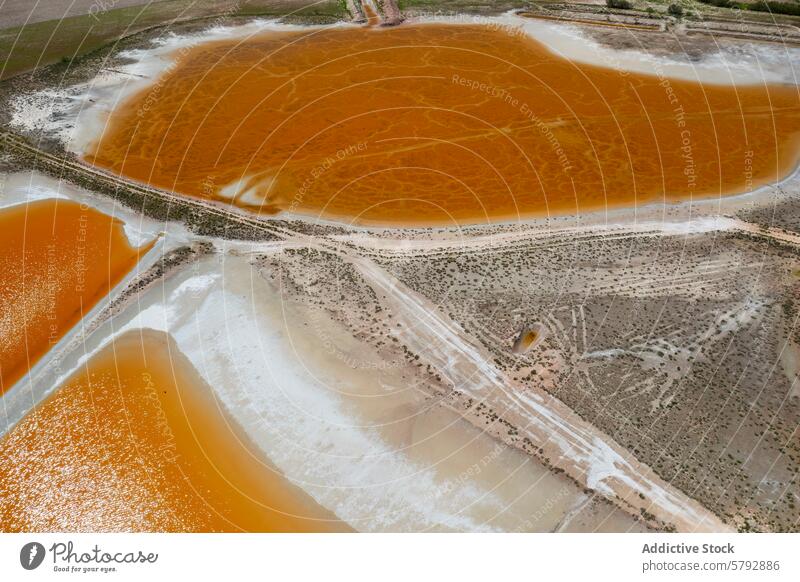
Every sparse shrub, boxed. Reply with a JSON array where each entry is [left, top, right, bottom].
[[668, 3, 684, 16], [606, 0, 633, 9]]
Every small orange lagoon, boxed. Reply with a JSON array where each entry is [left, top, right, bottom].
[[86, 23, 800, 226], [0, 330, 347, 532], [0, 199, 145, 394]]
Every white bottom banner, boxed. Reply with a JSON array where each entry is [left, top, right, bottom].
[[1, 534, 797, 581]]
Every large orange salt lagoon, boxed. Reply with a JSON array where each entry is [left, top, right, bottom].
[[86, 22, 800, 226], [0, 199, 145, 394], [0, 330, 347, 532]]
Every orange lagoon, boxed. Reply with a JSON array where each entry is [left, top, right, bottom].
[[86, 23, 800, 226], [0, 330, 347, 532], [0, 199, 145, 394]]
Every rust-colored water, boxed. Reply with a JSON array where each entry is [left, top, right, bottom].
[[0, 200, 144, 394], [87, 24, 800, 226], [0, 330, 347, 532]]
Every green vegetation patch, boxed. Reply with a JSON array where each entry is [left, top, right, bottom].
[[0, 0, 347, 80]]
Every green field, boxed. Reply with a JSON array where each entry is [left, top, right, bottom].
[[0, 0, 348, 80]]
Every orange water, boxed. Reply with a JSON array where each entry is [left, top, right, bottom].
[[0, 199, 144, 394], [0, 330, 347, 532], [87, 23, 800, 226]]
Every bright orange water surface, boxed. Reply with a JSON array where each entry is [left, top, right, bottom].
[[87, 23, 800, 226], [0, 330, 347, 532], [0, 199, 144, 394]]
